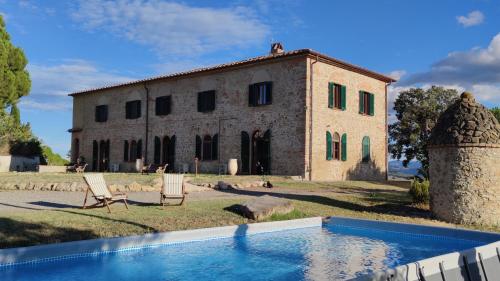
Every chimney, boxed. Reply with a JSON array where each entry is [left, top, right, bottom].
[[270, 42, 284, 55]]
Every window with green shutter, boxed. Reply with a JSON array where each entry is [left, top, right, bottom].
[[369, 93, 375, 116], [341, 133, 347, 161], [362, 136, 370, 162], [359, 91, 364, 114], [326, 132, 332, 160], [329, 83, 346, 110], [359, 91, 374, 115], [328, 83, 334, 108], [340, 86, 346, 110]]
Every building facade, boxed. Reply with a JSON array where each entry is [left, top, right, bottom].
[[69, 47, 394, 181]]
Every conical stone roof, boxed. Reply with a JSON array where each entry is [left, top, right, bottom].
[[429, 92, 500, 146]]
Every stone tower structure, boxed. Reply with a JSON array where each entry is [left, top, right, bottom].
[[428, 92, 500, 225]]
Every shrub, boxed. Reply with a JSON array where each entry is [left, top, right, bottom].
[[409, 179, 430, 204]]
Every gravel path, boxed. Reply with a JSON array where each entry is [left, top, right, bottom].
[[0, 186, 330, 213], [0, 190, 250, 213]]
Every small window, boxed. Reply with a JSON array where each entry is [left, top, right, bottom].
[[362, 136, 371, 162], [155, 96, 171, 116], [333, 133, 340, 160], [95, 105, 108, 122], [126, 100, 141, 119], [359, 91, 374, 116], [198, 90, 216, 112], [249, 82, 272, 106]]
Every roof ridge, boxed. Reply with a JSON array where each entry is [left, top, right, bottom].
[[69, 49, 394, 96]]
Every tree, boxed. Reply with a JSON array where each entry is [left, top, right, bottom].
[[0, 15, 31, 110], [389, 86, 459, 178], [491, 107, 500, 122]]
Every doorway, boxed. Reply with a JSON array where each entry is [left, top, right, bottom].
[[251, 130, 271, 175]]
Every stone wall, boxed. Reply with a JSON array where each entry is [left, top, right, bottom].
[[429, 146, 500, 225], [71, 54, 389, 181], [306, 58, 388, 181], [72, 57, 308, 177]]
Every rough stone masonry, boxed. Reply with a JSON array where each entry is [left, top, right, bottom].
[[428, 92, 500, 226]]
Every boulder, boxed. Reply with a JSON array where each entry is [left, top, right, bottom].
[[237, 195, 293, 220]]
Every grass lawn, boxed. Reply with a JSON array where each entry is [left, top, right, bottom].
[[1, 176, 498, 249]]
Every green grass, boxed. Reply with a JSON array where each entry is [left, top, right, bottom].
[[1, 177, 499, 249]]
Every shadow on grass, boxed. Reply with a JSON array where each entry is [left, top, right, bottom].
[[219, 189, 430, 219], [29, 201, 78, 209], [54, 209, 158, 233], [0, 217, 99, 249]]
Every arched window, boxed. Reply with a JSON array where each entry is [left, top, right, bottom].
[[130, 140, 137, 161], [341, 133, 347, 161], [154, 136, 161, 164], [333, 133, 340, 160], [123, 140, 129, 162], [326, 132, 332, 160], [202, 135, 212, 161], [362, 136, 370, 162]]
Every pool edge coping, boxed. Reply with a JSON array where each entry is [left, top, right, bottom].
[[0, 216, 322, 267]]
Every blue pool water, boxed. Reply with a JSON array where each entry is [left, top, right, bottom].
[[0, 219, 491, 281]]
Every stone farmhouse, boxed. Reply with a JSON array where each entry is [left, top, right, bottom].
[[69, 44, 395, 181]]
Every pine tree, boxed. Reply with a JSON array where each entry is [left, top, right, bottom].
[[0, 15, 31, 112]]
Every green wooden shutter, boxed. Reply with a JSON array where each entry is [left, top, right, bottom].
[[341, 133, 347, 161], [362, 136, 370, 162], [326, 132, 332, 160], [359, 91, 364, 114], [328, 83, 334, 108], [369, 93, 375, 116], [341, 85, 346, 111]]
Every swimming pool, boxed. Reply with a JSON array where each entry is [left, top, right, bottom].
[[0, 217, 498, 281]]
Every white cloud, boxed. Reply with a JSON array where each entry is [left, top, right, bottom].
[[71, 0, 270, 56], [396, 33, 500, 107], [387, 70, 406, 81], [20, 60, 135, 111], [456, 10, 484, 27]]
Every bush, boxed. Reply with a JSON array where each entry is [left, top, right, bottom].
[[409, 179, 430, 204]]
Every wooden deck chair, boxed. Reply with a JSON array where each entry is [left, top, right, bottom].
[[82, 173, 128, 213], [160, 173, 186, 206]]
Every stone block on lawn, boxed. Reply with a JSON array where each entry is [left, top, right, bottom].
[[238, 195, 293, 220]]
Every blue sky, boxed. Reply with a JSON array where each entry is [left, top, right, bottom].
[[1, 0, 499, 157]]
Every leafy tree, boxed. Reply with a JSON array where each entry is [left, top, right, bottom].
[[42, 145, 69, 166], [491, 107, 500, 122], [0, 15, 31, 109], [389, 86, 459, 178]]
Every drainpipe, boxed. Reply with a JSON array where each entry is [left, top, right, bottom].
[[308, 55, 318, 181], [385, 82, 392, 181], [144, 83, 150, 165]]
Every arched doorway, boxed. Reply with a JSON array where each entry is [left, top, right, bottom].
[[73, 138, 80, 163], [162, 136, 176, 172], [240, 131, 250, 174], [92, 140, 98, 171], [251, 130, 271, 175]]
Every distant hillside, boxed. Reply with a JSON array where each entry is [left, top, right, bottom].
[[388, 160, 421, 179]]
